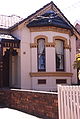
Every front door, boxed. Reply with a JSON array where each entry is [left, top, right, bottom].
[[3, 50, 10, 87], [3, 49, 18, 88]]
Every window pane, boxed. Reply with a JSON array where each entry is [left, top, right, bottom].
[[38, 39, 45, 71], [38, 39, 45, 54], [55, 40, 64, 54], [56, 54, 64, 70], [38, 54, 45, 70], [55, 40, 64, 71]]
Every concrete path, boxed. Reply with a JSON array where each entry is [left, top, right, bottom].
[[0, 108, 43, 119]]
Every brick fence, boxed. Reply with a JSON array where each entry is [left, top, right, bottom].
[[0, 89, 58, 119]]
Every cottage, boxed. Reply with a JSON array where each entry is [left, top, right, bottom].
[[0, 1, 79, 91]]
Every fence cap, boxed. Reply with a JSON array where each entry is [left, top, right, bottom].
[[10, 88, 58, 95]]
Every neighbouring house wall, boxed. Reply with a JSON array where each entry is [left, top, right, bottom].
[[0, 89, 58, 119], [75, 23, 80, 53], [76, 39, 80, 53]]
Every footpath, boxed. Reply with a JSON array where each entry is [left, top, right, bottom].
[[0, 107, 43, 119]]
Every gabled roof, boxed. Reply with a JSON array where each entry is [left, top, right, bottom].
[[9, 1, 80, 39], [27, 10, 72, 30]]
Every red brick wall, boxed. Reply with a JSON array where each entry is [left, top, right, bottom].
[[0, 89, 58, 119]]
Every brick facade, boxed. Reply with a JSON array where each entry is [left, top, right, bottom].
[[0, 89, 58, 119]]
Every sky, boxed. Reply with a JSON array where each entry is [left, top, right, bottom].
[[0, 0, 80, 25]]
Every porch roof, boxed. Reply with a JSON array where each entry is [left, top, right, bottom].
[[0, 34, 20, 48], [0, 34, 14, 40]]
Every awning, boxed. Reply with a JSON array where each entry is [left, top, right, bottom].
[[0, 34, 20, 48]]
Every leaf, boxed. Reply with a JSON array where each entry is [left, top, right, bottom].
[[73, 59, 80, 69]]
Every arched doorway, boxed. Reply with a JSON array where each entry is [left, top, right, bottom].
[[0, 36, 20, 88], [3, 48, 18, 87]]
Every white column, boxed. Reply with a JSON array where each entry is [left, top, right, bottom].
[[46, 47, 56, 72], [31, 48, 37, 72], [21, 42, 31, 89], [64, 49, 71, 72]]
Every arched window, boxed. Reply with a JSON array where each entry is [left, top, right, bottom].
[[55, 40, 64, 71], [37, 38, 45, 71]]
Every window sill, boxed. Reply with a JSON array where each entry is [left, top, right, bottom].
[[30, 72, 73, 77]]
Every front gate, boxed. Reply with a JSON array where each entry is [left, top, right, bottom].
[[58, 85, 80, 119]]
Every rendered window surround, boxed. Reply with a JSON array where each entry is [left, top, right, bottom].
[[53, 36, 71, 50], [32, 35, 56, 48], [30, 35, 71, 49], [53, 36, 71, 72]]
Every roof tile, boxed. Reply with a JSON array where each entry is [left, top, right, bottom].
[[0, 15, 23, 29]]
